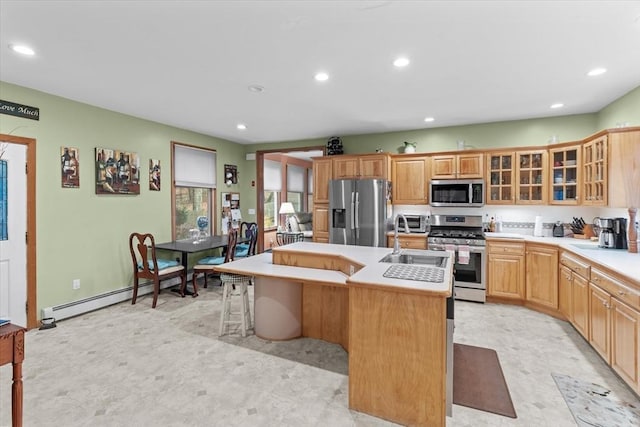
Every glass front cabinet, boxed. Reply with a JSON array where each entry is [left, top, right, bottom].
[[549, 145, 581, 205], [487, 150, 547, 204], [582, 135, 607, 206]]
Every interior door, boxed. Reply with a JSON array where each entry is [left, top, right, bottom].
[[0, 142, 27, 327]]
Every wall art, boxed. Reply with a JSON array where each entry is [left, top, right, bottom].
[[149, 159, 160, 191], [95, 147, 140, 195], [61, 146, 79, 188]]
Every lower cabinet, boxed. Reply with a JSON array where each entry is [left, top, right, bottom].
[[558, 265, 572, 319], [313, 204, 329, 243], [571, 273, 590, 339], [487, 240, 525, 300], [525, 244, 558, 309], [589, 283, 611, 362], [611, 298, 640, 392]]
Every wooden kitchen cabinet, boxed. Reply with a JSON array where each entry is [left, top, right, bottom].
[[332, 153, 389, 180], [312, 204, 329, 243], [431, 153, 483, 179], [313, 157, 332, 204], [611, 298, 640, 392], [486, 150, 547, 205], [386, 233, 427, 250], [608, 129, 640, 208], [391, 155, 429, 204], [559, 265, 572, 319], [572, 273, 590, 339], [560, 252, 591, 339], [487, 240, 525, 300], [589, 283, 612, 362], [582, 135, 608, 205], [525, 243, 558, 309], [549, 144, 581, 205]]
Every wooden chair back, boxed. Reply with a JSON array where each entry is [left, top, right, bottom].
[[129, 232, 160, 280], [224, 229, 238, 263]]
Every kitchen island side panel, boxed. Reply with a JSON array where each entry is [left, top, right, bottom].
[[348, 285, 447, 426]]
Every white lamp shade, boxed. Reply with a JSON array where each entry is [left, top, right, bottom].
[[279, 202, 295, 214]]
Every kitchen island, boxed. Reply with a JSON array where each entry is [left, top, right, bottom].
[[214, 242, 454, 427]]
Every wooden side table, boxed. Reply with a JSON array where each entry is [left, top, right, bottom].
[[0, 324, 26, 427]]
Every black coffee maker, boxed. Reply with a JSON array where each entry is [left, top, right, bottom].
[[613, 217, 628, 249]]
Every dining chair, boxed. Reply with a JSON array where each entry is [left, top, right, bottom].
[[276, 231, 305, 246], [236, 222, 258, 258], [129, 232, 187, 308], [192, 229, 238, 292]]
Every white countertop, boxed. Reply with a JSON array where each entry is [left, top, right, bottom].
[[486, 233, 640, 285], [215, 242, 454, 295]]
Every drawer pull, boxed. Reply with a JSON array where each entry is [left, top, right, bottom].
[[618, 291, 626, 296], [594, 277, 599, 282]]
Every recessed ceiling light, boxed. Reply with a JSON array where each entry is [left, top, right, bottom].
[[237, 124, 247, 130], [393, 57, 410, 67], [424, 117, 435, 122], [587, 68, 607, 77], [248, 85, 264, 93], [314, 72, 329, 82], [9, 44, 35, 56], [550, 103, 564, 109]]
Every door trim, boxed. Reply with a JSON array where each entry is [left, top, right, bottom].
[[1, 134, 37, 329]]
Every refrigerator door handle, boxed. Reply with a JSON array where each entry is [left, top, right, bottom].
[[354, 191, 360, 238], [350, 192, 356, 230]]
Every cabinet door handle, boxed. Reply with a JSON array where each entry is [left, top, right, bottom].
[[618, 291, 626, 296], [594, 277, 599, 282]]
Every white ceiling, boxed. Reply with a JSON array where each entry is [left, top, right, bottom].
[[1, 1, 640, 145]]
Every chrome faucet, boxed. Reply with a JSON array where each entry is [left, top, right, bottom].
[[393, 214, 410, 255]]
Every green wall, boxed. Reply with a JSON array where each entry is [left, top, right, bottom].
[[1, 80, 638, 315], [0, 81, 244, 310], [597, 85, 640, 130]]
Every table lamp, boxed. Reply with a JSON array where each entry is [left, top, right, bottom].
[[279, 202, 295, 232]]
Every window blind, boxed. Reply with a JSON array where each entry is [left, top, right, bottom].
[[264, 160, 282, 191], [174, 145, 216, 188], [287, 165, 304, 192]]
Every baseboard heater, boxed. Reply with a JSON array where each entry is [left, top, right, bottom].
[[41, 276, 185, 321]]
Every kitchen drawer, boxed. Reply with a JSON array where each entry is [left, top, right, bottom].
[[387, 235, 428, 250], [591, 268, 640, 310], [559, 253, 590, 280], [487, 241, 525, 255]]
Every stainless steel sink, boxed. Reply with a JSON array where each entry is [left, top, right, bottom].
[[570, 243, 601, 250], [379, 250, 448, 267]]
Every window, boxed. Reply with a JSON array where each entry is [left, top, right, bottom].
[[264, 159, 282, 230], [264, 191, 278, 229], [287, 164, 304, 212], [173, 143, 216, 240]]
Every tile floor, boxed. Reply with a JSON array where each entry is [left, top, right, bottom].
[[1, 283, 638, 426]]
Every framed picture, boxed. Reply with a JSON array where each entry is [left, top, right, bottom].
[[149, 159, 160, 191], [61, 146, 79, 188], [95, 147, 140, 195]]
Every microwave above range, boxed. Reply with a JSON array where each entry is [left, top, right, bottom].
[[430, 179, 484, 207]]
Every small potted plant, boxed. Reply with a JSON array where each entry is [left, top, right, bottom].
[[403, 141, 417, 153]]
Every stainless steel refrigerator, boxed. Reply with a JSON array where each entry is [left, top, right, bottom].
[[329, 179, 389, 247]]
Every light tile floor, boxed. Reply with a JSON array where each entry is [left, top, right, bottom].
[[1, 283, 638, 426]]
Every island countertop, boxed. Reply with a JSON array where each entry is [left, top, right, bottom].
[[215, 242, 453, 295]]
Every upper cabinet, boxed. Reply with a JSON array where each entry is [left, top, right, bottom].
[[332, 153, 390, 180], [549, 144, 581, 205], [582, 135, 608, 206], [486, 150, 547, 204], [431, 153, 484, 179], [313, 158, 332, 204], [607, 129, 640, 208], [391, 155, 429, 204]]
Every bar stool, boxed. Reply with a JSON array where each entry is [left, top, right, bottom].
[[219, 273, 253, 337]]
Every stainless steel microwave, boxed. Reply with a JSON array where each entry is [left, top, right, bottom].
[[429, 179, 484, 207], [402, 214, 429, 233]]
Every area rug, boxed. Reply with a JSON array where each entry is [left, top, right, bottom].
[[552, 373, 640, 427], [453, 343, 517, 418]]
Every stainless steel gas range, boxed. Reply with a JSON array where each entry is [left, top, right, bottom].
[[427, 214, 486, 303]]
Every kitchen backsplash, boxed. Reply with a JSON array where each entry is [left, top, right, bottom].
[[392, 204, 634, 237]]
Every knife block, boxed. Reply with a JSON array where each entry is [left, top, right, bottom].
[[573, 224, 595, 239]]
